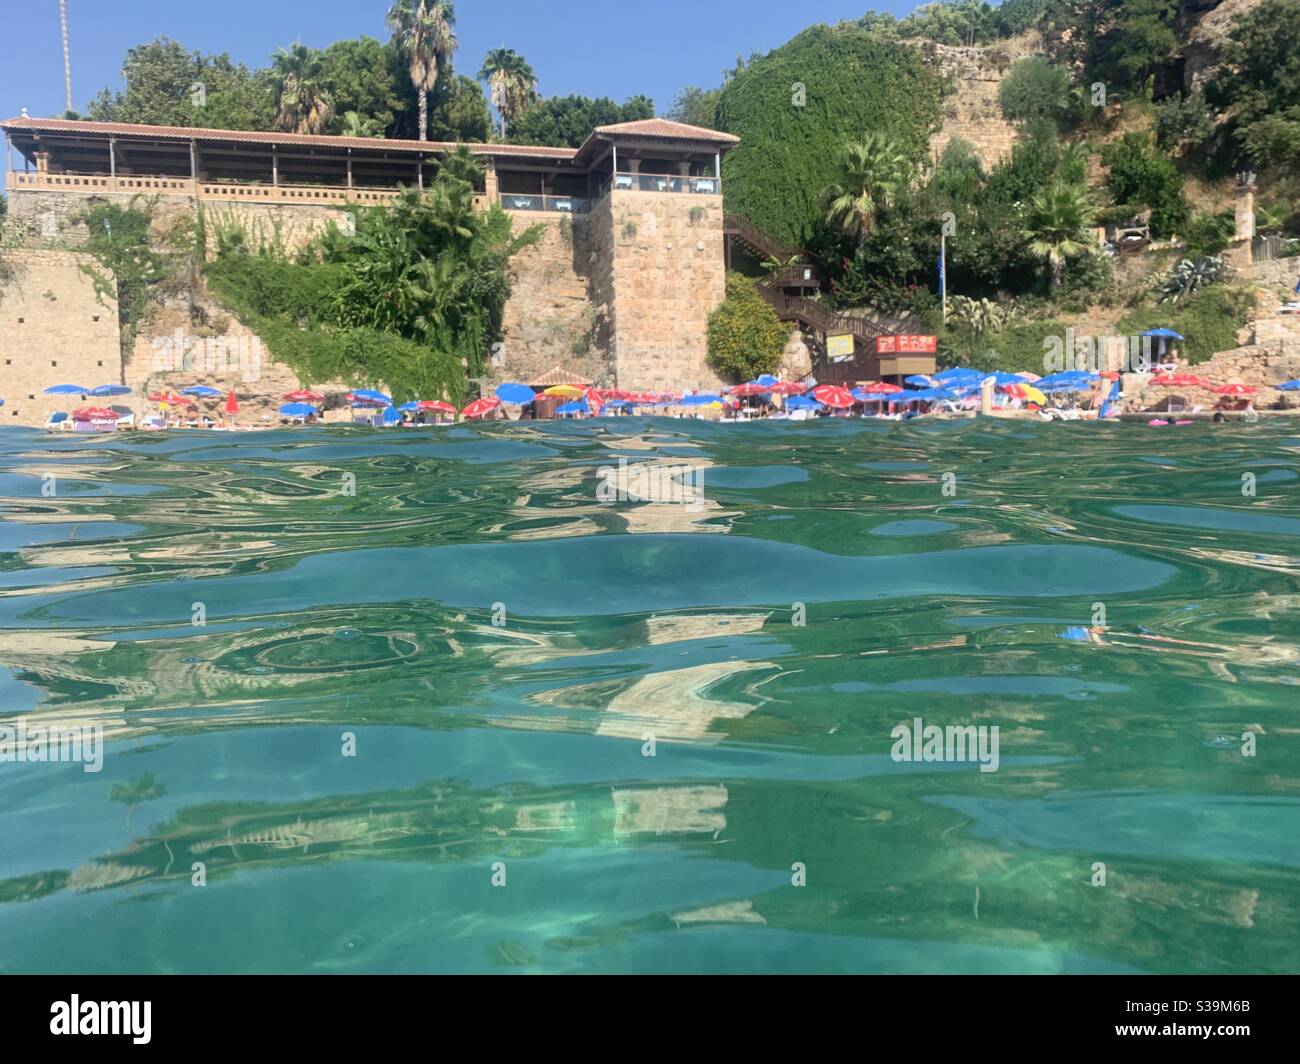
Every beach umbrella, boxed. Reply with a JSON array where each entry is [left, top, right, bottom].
[[1019, 371, 1042, 382], [681, 393, 724, 406], [755, 374, 780, 387], [811, 384, 854, 408], [89, 384, 132, 397], [381, 405, 401, 425], [71, 406, 119, 421], [1150, 373, 1212, 387], [418, 400, 457, 414], [556, 398, 591, 416], [542, 384, 584, 398], [904, 374, 935, 387], [461, 396, 501, 419], [397, 402, 420, 412], [348, 389, 392, 405], [225, 391, 239, 416], [1141, 328, 1184, 340], [181, 385, 223, 398], [283, 389, 325, 402], [44, 384, 88, 395], [987, 372, 1026, 386], [859, 381, 903, 394], [1212, 383, 1257, 396], [495, 382, 536, 405], [1277, 380, 1300, 391], [769, 381, 807, 396], [1004, 383, 1048, 405], [730, 382, 770, 396], [784, 395, 824, 411], [278, 402, 317, 418]]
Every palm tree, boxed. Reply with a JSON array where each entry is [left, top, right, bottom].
[[387, 0, 458, 142], [1023, 181, 1096, 288], [478, 48, 538, 138], [60, 0, 73, 114], [339, 111, 385, 138], [271, 43, 334, 135], [822, 134, 912, 241]]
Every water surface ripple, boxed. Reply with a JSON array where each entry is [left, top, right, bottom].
[[1, 418, 1297, 973]]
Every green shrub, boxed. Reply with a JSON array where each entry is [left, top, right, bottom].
[[707, 274, 788, 381], [1101, 131, 1189, 238], [998, 57, 1072, 126], [1116, 284, 1252, 363]]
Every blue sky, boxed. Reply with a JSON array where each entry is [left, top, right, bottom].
[[2, 1, 920, 126]]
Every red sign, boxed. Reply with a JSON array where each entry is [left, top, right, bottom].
[[876, 335, 938, 354]]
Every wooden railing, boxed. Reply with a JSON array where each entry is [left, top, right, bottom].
[[723, 211, 802, 264]]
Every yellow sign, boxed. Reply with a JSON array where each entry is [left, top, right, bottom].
[[827, 334, 855, 361]]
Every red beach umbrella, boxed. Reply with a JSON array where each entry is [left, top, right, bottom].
[[418, 400, 456, 414], [1212, 383, 1257, 395], [769, 381, 807, 396], [461, 396, 501, 419], [811, 384, 855, 408], [225, 391, 239, 416], [859, 381, 903, 394], [283, 389, 325, 402], [730, 382, 770, 396], [1150, 374, 1212, 388], [72, 406, 120, 421]]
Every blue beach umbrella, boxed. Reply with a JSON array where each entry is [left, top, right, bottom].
[[1277, 380, 1300, 391], [180, 385, 221, 398], [349, 388, 391, 405], [44, 384, 88, 395], [495, 382, 536, 405], [754, 374, 779, 387], [556, 398, 590, 415], [89, 384, 132, 397], [1141, 328, 1184, 340], [381, 405, 401, 425], [934, 367, 982, 381], [904, 374, 936, 387], [279, 402, 317, 418], [680, 393, 723, 406], [784, 395, 823, 411]]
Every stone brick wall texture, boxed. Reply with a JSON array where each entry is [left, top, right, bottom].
[[0, 249, 123, 426], [604, 190, 726, 392]]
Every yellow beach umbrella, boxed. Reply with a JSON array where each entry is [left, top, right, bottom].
[[1021, 385, 1047, 405], [542, 384, 584, 398]]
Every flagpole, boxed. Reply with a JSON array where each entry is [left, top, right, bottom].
[[940, 232, 947, 327]]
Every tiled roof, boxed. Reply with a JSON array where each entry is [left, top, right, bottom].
[[0, 116, 578, 159], [528, 365, 594, 386], [590, 118, 738, 144]]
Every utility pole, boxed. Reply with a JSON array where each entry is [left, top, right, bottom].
[[60, 1, 73, 114]]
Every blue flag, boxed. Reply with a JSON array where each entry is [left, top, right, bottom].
[[937, 252, 946, 294]]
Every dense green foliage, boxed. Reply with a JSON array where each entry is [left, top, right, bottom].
[[507, 95, 655, 148], [666, 86, 722, 130], [1208, 0, 1300, 170], [706, 274, 788, 381], [1116, 284, 1254, 364], [204, 152, 540, 400], [76, 199, 177, 358], [87, 38, 273, 130], [858, 0, 1047, 44], [716, 24, 943, 245], [1100, 131, 1189, 238]]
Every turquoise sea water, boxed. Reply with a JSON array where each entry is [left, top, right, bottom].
[[0, 417, 1297, 974]]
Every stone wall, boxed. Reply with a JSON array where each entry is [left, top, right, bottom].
[[603, 190, 726, 392], [495, 212, 608, 385], [926, 33, 1041, 169], [0, 249, 124, 425]]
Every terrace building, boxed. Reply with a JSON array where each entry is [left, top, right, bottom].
[[0, 115, 923, 426]]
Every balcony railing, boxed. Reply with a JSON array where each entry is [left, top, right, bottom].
[[9, 171, 196, 194], [603, 173, 720, 196], [498, 192, 591, 214], [7, 171, 422, 207]]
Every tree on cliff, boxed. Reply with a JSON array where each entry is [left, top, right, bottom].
[[478, 49, 538, 138], [387, 0, 458, 141], [1023, 182, 1096, 289], [271, 43, 335, 135], [707, 274, 789, 382], [821, 135, 912, 242]]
